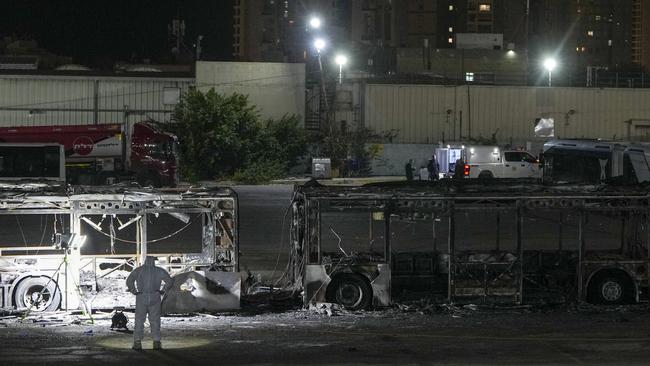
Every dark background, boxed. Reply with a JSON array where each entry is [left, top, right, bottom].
[[0, 0, 234, 68]]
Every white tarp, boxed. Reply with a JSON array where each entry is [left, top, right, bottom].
[[534, 118, 554, 138]]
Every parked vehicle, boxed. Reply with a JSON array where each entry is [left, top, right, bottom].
[[462, 146, 541, 179], [434, 145, 463, 178], [0, 143, 65, 181], [289, 181, 650, 310], [542, 139, 629, 184], [0, 121, 178, 186], [622, 143, 650, 183], [0, 185, 239, 312]]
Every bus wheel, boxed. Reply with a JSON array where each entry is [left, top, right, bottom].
[[13, 277, 61, 312], [588, 271, 633, 305], [326, 274, 372, 310]]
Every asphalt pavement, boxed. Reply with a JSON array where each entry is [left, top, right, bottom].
[[2, 306, 650, 365]]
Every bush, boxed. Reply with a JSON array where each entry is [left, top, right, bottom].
[[167, 88, 306, 183], [232, 159, 287, 184]]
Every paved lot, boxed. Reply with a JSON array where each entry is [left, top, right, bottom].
[[2, 306, 650, 365]]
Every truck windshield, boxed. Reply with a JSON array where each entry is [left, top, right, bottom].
[[147, 139, 176, 160]]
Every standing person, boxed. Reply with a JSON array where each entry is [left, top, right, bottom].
[[126, 256, 173, 351], [427, 155, 440, 181], [405, 159, 414, 181], [454, 157, 465, 179]]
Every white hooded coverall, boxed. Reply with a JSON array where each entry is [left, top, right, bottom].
[[126, 256, 173, 342]]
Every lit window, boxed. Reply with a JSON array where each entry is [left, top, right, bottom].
[[465, 72, 474, 82], [595, 15, 601, 21], [449, 27, 453, 32], [587, 30, 594, 36], [449, 5, 454, 11], [479, 4, 491, 12], [448, 37, 453, 44], [576, 47, 579, 52], [608, 39, 612, 46]]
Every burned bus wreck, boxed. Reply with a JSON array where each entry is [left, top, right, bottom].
[[0, 183, 239, 313], [290, 180, 650, 309]]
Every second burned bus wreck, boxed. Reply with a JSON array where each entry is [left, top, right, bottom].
[[290, 180, 650, 309]]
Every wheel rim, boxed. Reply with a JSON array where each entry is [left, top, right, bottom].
[[23, 285, 52, 311], [335, 282, 363, 308], [601, 280, 623, 302]]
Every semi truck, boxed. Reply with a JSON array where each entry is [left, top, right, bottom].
[[0, 121, 178, 187]]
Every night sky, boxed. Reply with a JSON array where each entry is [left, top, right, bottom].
[[1, 0, 234, 68]]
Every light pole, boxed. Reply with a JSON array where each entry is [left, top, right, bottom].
[[309, 16, 321, 29], [313, 38, 330, 134], [543, 58, 557, 87], [334, 54, 347, 84]]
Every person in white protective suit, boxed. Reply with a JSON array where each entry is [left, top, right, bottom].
[[126, 256, 173, 350]]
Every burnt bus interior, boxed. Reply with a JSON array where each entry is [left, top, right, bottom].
[[291, 180, 650, 309], [0, 184, 238, 311]]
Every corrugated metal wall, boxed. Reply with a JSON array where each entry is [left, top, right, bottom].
[[0, 75, 193, 126], [365, 84, 650, 144]]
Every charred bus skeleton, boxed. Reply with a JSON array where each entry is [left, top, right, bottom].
[[0, 184, 239, 312], [290, 180, 650, 309]]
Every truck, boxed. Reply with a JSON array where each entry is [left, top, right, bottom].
[[461, 145, 541, 179], [0, 121, 178, 187], [289, 180, 650, 310]]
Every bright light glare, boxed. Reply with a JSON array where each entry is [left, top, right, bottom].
[[334, 54, 348, 66], [314, 38, 326, 52], [543, 58, 557, 71], [309, 17, 321, 29]]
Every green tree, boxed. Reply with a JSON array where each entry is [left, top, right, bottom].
[[167, 88, 306, 183]]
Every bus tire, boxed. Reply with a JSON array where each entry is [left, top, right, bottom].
[[588, 271, 634, 305], [13, 276, 61, 312], [326, 273, 372, 310]]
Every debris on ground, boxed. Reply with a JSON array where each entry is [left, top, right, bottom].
[[308, 302, 349, 317]]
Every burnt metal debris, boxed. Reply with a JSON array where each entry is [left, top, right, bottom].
[[289, 179, 650, 309], [0, 181, 239, 313]]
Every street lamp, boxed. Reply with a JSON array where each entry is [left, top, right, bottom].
[[313, 38, 326, 53], [334, 54, 348, 84], [543, 58, 557, 87], [309, 16, 321, 29]]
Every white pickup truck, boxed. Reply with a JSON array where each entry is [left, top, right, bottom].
[[463, 146, 541, 179]]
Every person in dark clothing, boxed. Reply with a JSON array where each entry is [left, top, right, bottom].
[[405, 159, 414, 181], [427, 156, 440, 180], [453, 158, 465, 179]]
